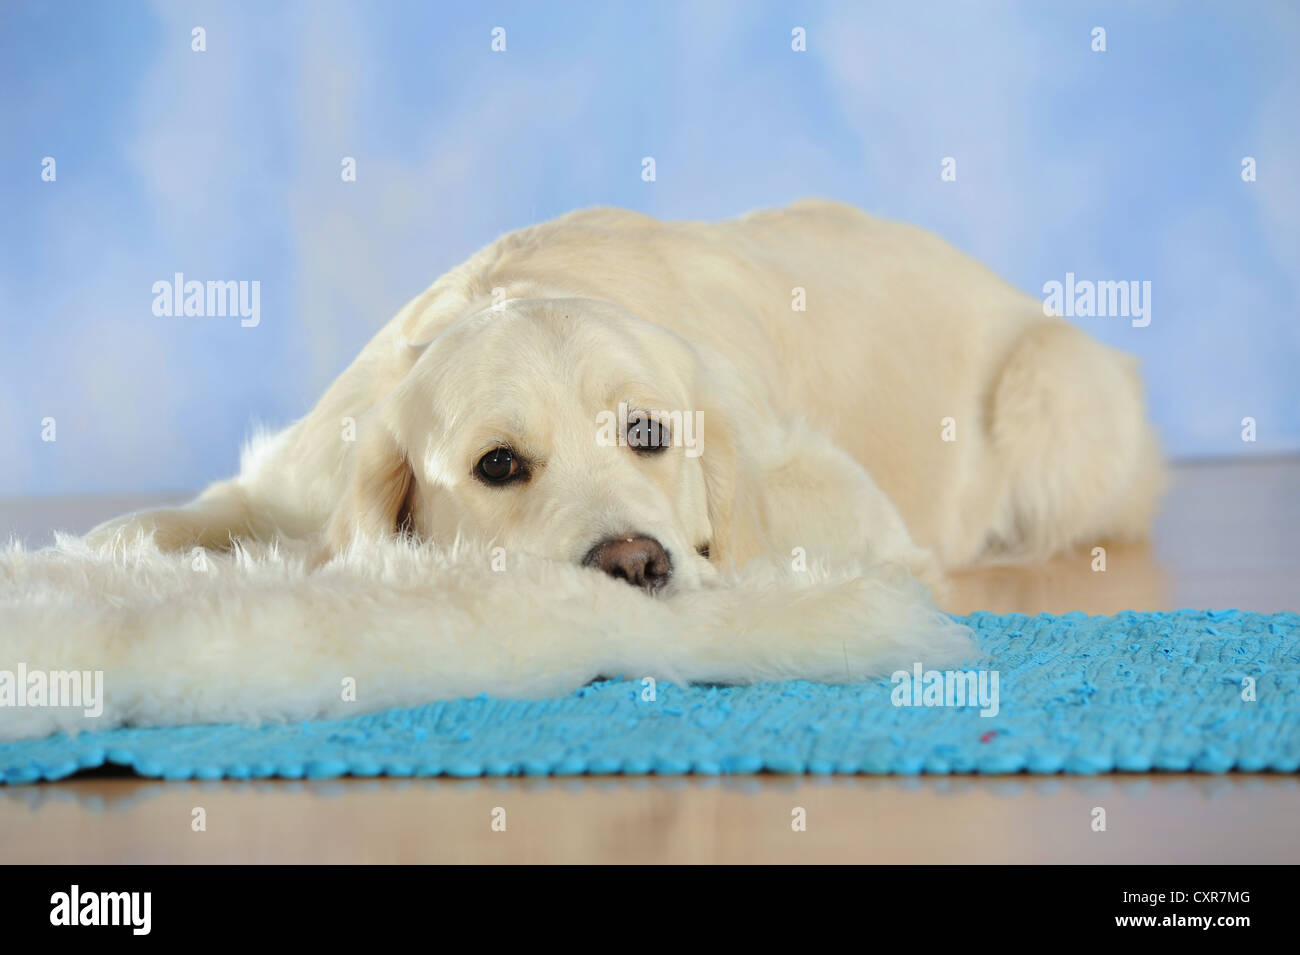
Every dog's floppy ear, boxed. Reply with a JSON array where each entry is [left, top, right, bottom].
[[694, 350, 773, 568], [325, 342, 427, 554], [326, 420, 416, 553]]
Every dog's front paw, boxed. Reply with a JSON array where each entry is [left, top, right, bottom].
[[901, 546, 948, 601], [85, 509, 203, 552]]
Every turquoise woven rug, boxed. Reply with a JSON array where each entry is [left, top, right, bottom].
[[1, 609, 1297, 783]]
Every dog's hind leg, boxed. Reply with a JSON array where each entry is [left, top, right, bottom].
[[983, 320, 1166, 563]]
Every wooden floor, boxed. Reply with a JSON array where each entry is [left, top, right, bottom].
[[1, 459, 1297, 864]]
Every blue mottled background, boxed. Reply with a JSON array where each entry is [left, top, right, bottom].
[[2, 0, 1297, 494]]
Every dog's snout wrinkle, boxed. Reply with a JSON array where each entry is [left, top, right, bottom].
[[582, 535, 672, 592]]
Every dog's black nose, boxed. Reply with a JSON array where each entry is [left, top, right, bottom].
[[583, 535, 672, 591]]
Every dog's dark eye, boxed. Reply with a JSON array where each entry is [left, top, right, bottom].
[[476, 447, 524, 485], [627, 416, 669, 453]]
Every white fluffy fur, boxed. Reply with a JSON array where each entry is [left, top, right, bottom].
[[0, 533, 972, 743]]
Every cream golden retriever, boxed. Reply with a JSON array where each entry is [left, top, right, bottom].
[[90, 199, 1165, 599]]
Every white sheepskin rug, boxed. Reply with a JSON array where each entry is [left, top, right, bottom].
[[0, 534, 974, 743]]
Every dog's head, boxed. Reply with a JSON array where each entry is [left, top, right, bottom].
[[327, 298, 773, 593]]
